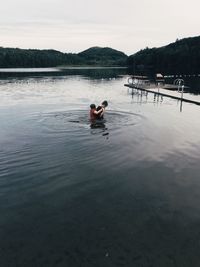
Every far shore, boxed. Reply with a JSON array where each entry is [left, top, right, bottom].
[[0, 66, 127, 73]]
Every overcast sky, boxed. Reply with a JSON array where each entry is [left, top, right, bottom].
[[0, 0, 199, 55]]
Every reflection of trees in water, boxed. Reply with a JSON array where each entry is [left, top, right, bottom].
[[60, 67, 128, 80], [0, 68, 128, 81]]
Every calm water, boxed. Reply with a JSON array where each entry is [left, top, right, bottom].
[[1, 69, 200, 267]]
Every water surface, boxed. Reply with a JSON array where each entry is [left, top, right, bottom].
[[1, 69, 200, 266]]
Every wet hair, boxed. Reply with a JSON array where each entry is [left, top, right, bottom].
[[102, 100, 108, 107], [90, 104, 96, 109], [96, 106, 102, 111]]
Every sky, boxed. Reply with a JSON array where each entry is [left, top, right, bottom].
[[0, 0, 199, 55]]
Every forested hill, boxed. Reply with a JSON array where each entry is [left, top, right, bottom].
[[0, 48, 82, 68], [127, 36, 200, 75], [0, 47, 127, 68], [78, 47, 127, 66]]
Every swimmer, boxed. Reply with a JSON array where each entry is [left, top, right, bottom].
[[90, 104, 104, 120], [96, 100, 108, 119]]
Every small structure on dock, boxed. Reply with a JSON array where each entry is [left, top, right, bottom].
[[127, 75, 150, 88], [155, 73, 165, 85]]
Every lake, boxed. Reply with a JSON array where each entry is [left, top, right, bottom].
[[1, 68, 200, 267]]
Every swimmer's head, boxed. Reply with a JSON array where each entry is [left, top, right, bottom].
[[102, 100, 108, 107], [90, 104, 96, 109]]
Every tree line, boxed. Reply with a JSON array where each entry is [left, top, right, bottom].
[[0, 36, 199, 74], [127, 36, 200, 75], [0, 47, 127, 68], [0, 48, 81, 68]]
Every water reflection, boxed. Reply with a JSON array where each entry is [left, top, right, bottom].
[[180, 100, 183, 112], [128, 87, 149, 104], [128, 87, 186, 112], [1, 70, 200, 266], [153, 93, 163, 104], [0, 67, 127, 80], [90, 119, 109, 138]]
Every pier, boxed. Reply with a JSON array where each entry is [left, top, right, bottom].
[[124, 77, 200, 106]]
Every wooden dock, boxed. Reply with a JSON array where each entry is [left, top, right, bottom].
[[124, 83, 200, 106]]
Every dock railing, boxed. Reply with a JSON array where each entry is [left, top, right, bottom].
[[128, 76, 151, 89], [174, 78, 185, 99]]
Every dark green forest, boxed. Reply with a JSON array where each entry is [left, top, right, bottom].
[[0, 48, 82, 68], [0, 36, 199, 74], [78, 47, 127, 66], [0, 47, 127, 68], [127, 36, 200, 75]]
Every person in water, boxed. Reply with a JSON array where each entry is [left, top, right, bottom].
[[90, 104, 103, 120], [90, 100, 108, 120], [96, 100, 108, 119]]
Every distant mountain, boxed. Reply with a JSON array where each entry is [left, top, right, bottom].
[[127, 36, 200, 75], [78, 47, 128, 66], [0, 46, 127, 68]]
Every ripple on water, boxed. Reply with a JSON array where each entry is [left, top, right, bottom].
[[39, 109, 144, 137], [0, 109, 145, 199], [37, 109, 145, 173]]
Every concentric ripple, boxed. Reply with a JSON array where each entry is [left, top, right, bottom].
[[39, 109, 144, 137]]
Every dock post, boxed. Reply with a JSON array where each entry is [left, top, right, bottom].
[[157, 82, 160, 93], [178, 80, 181, 92], [181, 85, 184, 99]]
